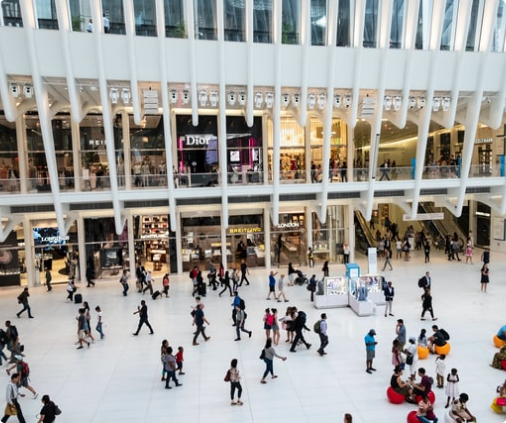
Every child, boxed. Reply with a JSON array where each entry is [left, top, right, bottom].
[[95, 306, 104, 339], [418, 329, 428, 347], [435, 354, 446, 388], [445, 368, 460, 408], [175, 346, 185, 375]]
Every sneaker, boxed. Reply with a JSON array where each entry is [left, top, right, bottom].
[[306, 344, 311, 350], [205, 337, 211, 341], [234, 338, 241, 341], [77, 346, 83, 349], [237, 400, 243, 406], [432, 318, 438, 321], [249, 331, 252, 338], [231, 401, 237, 406], [260, 380, 266, 384], [193, 342, 199, 346], [165, 386, 172, 389], [370, 367, 377, 371], [175, 383, 183, 387], [366, 369, 372, 374]]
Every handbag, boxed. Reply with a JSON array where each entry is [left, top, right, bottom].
[[259, 349, 266, 360], [224, 369, 231, 382], [406, 354, 414, 365], [54, 404, 62, 415], [497, 397, 506, 406], [4, 404, 16, 416]]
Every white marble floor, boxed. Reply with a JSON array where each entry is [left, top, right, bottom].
[[1, 247, 506, 423]]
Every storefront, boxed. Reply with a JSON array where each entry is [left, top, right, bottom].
[[226, 213, 265, 268], [133, 214, 176, 276], [175, 115, 263, 187], [271, 211, 307, 266], [0, 231, 23, 287], [311, 205, 347, 263]]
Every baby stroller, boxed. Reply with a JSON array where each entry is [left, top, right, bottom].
[[294, 270, 308, 285]]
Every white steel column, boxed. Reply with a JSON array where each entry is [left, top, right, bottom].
[[245, 0, 254, 127], [122, 111, 132, 190], [348, 0, 366, 126], [54, 0, 84, 123], [0, 24, 17, 122], [217, 0, 229, 264], [155, 0, 178, 231], [271, 0, 282, 225], [90, 0, 123, 235], [122, 0, 142, 124], [71, 120, 81, 192], [77, 216, 86, 283], [264, 206, 271, 269], [305, 207, 312, 265], [127, 213, 136, 278], [18, 0, 66, 234], [186, 0, 199, 126], [23, 216, 35, 287], [347, 204, 355, 263], [299, 0, 310, 127], [347, 124, 354, 182], [175, 211, 182, 275], [15, 115, 27, 193], [319, 0, 339, 223]]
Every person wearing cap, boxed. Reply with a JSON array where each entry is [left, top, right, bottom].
[[404, 336, 418, 381], [396, 319, 406, 351], [364, 329, 378, 374]]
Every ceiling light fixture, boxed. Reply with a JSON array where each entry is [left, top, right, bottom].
[[292, 93, 300, 107], [307, 93, 316, 109], [227, 91, 236, 106], [442, 96, 451, 112], [417, 96, 426, 109], [170, 88, 178, 104], [238, 92, 246, 106], [344, 95, 352, 108], [182, 89, 190, 104], [281, 93, 290, 107], [432, 96, 441, 112], [408, 96, 416, 109], [9, 82, 20, 98]]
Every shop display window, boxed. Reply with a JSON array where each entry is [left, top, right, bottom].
[[79, 115, 110, 191], [271, 211, 306, 266], [0, 231, 22, 287], [323, 276, 348, 295], [0, 115, 19, 194], [181, 215, 222, 270], [312, 207, 346, 263], [227, 214, 265, 267]]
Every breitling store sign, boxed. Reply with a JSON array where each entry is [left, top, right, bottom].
[[228, 227, 262, 234]]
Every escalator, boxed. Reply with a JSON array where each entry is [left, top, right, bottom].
[[418, 203, 467, 250], [354, 211, 377, 255]]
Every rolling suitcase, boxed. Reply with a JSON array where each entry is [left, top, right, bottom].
[[198, 283, 206, 297], [152, 290, 161, 300], [74, 293, 83, 304]]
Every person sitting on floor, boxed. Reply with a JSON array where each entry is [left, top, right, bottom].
[[491, 344, 506, 369], [449, 393, 477, 423]]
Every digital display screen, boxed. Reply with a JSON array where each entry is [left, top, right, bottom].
[[230, 150, 240, 163]]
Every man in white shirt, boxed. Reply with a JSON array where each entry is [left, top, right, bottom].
[[1, 373, 25, 423], [102, 14, 110, 33]]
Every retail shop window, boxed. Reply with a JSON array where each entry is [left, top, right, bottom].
[[227, 214, 265, 268], [134, 214, 175, 277], [312, 207, 346, 264], [0, 230, 26, 287], [0, 115, 19, 194], [1, 0, 23, 27], [271, 212, 307, 267], [181, 216, 222, 271]]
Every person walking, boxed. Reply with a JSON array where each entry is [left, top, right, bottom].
[[219, 270, 233, 297], [384, 281, 395, 317], [16, 288, 33, 319], [44, 268, 52, 292], [76, 308, 90, 349], [481, 247, 490, 265], [276, 274, 288, 302], [192, 304, 210, 345], [239, 259, 250, 286], [480, 263, 489, 293], [5, 355, 37, 399], [95, 306, 104, 339], [85, 260, 95, 287], [132, 300, 154, 336], [322, 260, 329, 277], [420, 287, 437, 321], [1, 373, 26, 423], [423, 241, 431, 263], [163, 346, 182, 389], [82, 302, 95, 342], [260, 338, 286, 384], [465, 243, 473, 264], [66, 278, 76, 302], [142, 270, 154, 295], [37, 394, 58, 423], [266, 270, 277, 300], [234, 305, 252, 341], [289, 308, 311, 352], [396, 319, 406, 351], [382, 248, 393, 271], [364, 329, 378, 374], [162, 273, 170, 298], [231, 291, 241, 326], [228, 359, 243, 405], [317, 313, 329, 356], [308, 274, 317, 302], [120, 270, 129, 296], [307, 247, 314, 268]]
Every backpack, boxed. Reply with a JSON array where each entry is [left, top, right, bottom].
[[239, 298, 246, 310], [21, 361, 29, 377], [440, 329, 450, 340], [189, 270, 193, 279], [298, 311, 307, 325], [0, 329, 7, 345], [418, 277, 426, 288], [313, 320, 321, 334], [266, 314, 274, 326]]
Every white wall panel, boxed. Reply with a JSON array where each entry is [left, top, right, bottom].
[[357, 49, 383, 87], [331, 48, 356, 88], [222, 43, 248, 85], [279, 46, 303, 87], [457, 53, 484, 90], [383, 50, 407, 89], [306, 48, 331, 87], [193, 43, 220, 84], [0, 28, 30, 75], [409, 52, 433, 89], [68, 34, 100, 79], [166, 39, 192, 82], [133, 38, 162, 81], [251, 44, 276, 86], [434, 54, 460, 89], [101, 37, 134, 80], [481, 54, 506, 92]]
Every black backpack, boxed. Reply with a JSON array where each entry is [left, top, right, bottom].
[[418, 277, 426, 288], [239, 298, 246, 310], [0, 329, 7, 345], [297, 311, 307, 325], [440, 329, 450, 340]]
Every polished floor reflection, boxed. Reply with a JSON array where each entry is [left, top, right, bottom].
[[0, 247, 504, 423]]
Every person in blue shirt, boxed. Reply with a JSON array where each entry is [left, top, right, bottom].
[[308, 275, 317, 302], [364, 329, 378, 374], [266, 271, 277, 300], [231, 291, 241, 326], [497, 325, 506, 342]]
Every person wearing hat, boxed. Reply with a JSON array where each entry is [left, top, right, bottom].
[[404, 336, 418, 381], [364, 329, 378, 374]]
